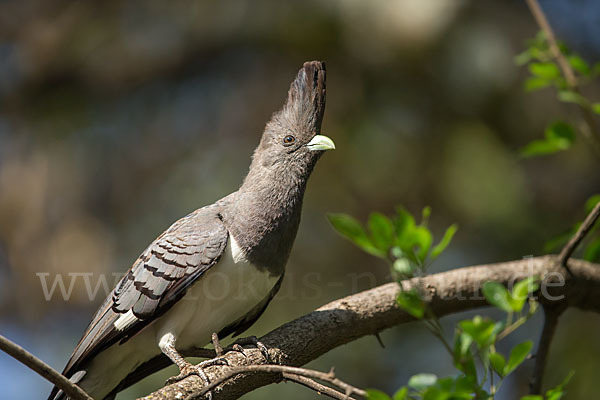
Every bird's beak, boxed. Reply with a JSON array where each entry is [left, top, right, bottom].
[[306, 135, 336, 151]]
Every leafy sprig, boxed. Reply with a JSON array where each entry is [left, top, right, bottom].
[[328, 206, 457, 281], [516, 31, 600, 157], [329, 206, 572, 399]]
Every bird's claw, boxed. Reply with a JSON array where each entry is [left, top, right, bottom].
[[165, 357, 228, 385], [231, 343, 247, 357], [229, 336, 271, 363]]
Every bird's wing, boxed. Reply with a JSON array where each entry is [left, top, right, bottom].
[[60, 209, 228, 378]]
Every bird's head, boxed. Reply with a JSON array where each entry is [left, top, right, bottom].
[[248, 61, 335, 180]]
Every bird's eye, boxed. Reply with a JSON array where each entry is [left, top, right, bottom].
[[283, 135, 296, 146]]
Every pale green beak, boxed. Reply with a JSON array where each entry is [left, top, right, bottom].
[[306, 135, 336, 151]]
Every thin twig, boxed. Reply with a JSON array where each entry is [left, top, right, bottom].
[[0, 334, 93, 400], [529, 306, 562, 394], [524, 0, 576, 86], [525, 0, 600, 156], [185, 365, 366, 400], [283, 373, 358, 400], [558, 201, 600, 269], [498, 308, 536, 341]]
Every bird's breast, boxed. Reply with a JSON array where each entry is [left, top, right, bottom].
[[155, 234, 280, 349]]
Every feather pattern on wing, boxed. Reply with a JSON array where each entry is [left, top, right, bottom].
[[58, 207, 228, 381]]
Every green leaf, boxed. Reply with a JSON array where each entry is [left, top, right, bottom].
[[557, 90, 588, 106], [545, 121, 575, 144], [489, 352, 506, 377], [407, 226, 433, 263], [393, 387, 408, 400], [459, 316, 503, 348], [529, 62, 560, 79], [520, 396, 543, 400], [592, 103, 600, 115], [510, 277, 540, 312], [568, 55, 590, 75], [482, 282, 513, 312], [514, 50, 532, 66], [520, 121, 575, 157], [435, 377, 453, 392], [431, 224, 458, 259], [394, 207, 433, 263], [545, 371, 574, 400], [453, 375, 478, 396], [455, 353, 477, 380], [556, 41, 569, 55], [504, 341, 533, 375], [524, 77, 552, 91], [422, 387, 449, 400], [479, 347, 491, 371], [397, 289, 426, 319], [584, 238, 600, 263], [408, 373, 437, 391], [513, 276, 540, 297], [585, 194, 600, 213], [368, 212, 395, 252], [474, 387, 491, 399], [453, 331, 473, 360], [394, 206, 416, 240], [520, 139, 562, 157], [366, 389, 392, 400], [327, 213, 385, 257]]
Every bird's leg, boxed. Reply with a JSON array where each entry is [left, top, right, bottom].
[[159, 333, 228, 389], [211, 332, 224, 357], [210, 332, 249, 359]]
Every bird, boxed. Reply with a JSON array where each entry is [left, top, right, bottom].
[[48, 60, 334, 400]]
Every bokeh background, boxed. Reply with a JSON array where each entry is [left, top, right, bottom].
[[1, 0, 600, 399]]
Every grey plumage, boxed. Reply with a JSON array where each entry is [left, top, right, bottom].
[[48, 61, 332, 400]]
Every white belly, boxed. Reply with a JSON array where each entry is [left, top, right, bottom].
[[154, 237, 279, 348], [79, 236, 279, 398]]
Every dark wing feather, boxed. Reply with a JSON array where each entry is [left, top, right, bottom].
[[52, 209, 228, 395]]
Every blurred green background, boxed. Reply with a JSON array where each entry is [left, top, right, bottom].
[[1, 0, 600, 399]]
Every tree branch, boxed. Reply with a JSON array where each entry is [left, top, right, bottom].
[[0, 334, 93, 400], [187, 365, 366, 400], [282, 373, 359, 400], [559, 201, 600, 268], [526, 198, 600, 394], [524, 0, 576, 87], [529, 305, 562, 394], [141, 255, 600, 400]]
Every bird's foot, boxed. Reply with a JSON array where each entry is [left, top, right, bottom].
[[227, 335, 271, 362], [165, 357, 229, 386], [210, 332, 269, 362]]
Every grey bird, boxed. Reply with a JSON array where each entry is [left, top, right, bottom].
[[48, 61, 334, 400]]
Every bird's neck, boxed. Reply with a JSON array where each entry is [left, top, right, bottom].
[[221, 167, 310, 275]]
